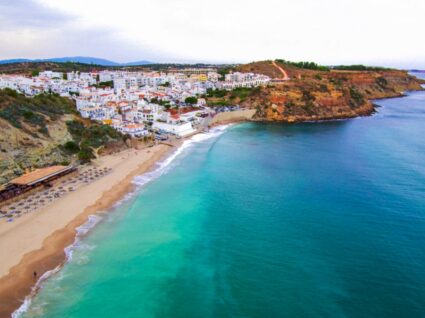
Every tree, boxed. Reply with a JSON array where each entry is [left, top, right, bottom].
[[185, 96, 198, 105], [78, 146, 95, 163]]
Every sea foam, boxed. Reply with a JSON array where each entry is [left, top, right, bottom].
[[132, 125, 232, 188]]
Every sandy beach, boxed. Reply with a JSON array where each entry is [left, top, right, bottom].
[[0, 143, 173, 317]]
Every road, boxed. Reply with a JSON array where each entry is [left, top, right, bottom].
[[271, 60, 290, 80]]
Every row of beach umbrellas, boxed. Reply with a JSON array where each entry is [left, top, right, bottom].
[[2, 166, 112, 222]]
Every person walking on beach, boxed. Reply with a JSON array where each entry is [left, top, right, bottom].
[[33, 271, 37, 279]]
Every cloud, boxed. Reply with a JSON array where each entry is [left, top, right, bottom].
[[0, 0, 72, 30], [0, 0, 170, 62], [1, 0, 424, 67]]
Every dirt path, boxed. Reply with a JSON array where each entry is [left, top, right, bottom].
[[272, 60, 289, 80]]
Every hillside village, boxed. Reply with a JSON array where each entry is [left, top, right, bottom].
[[0, 69, 270, 138]]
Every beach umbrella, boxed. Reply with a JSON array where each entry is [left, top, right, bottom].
[[14, 210, 21, 214], [6, 214, 13, 218], [18, 202, 24, 206], [9, 206, 16, 210]]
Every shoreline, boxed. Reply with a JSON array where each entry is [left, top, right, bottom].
[[0, 143, 176, 318], [0, 85, 422, 317]]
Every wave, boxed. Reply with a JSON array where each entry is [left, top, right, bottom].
[[132, 124, 232, 187], [11, 124, 232, 318], [12, 215, 102, 318], [64, 215, 102, 262]]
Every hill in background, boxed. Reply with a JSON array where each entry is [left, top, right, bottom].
[[0, 56, 153, 66]]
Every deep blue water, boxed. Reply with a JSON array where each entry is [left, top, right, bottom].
[[20, 76, 425, 318]]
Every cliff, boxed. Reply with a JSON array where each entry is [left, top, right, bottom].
[[234, 61, 424, 122], [0, 89, 128, 184]]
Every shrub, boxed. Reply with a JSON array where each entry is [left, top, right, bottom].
[[349, 87, 364, 105], [78, 146, 95, 163], [184, 96, 198, 105], [276, 59, 329, 71], [63, 141, 80, 154], [376, 77, 388, 88]]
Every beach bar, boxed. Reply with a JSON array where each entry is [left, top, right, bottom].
[[0, 165, 77, 204]]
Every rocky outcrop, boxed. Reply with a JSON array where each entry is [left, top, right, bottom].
[[236, 61, 424, 122]]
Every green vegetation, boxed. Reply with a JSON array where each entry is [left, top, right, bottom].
[[93, 80, 113, 88], [302, 101, 315, 115], [229, 87, 260, 102], [349, 87, 364, 105], [65, 120, 125, 162], [206, 88, 227, 98], [301, 89, 316, 102], [276, 59, 330, 71], [0, 88, 76, 134], [150, 97, 172, 108], [217, 67, 232, 81], [61, 141, 80, 154], [160, 82, 171, 87], [376, 77, 388, 88], [333, 65, 391, 71], [77, 146, 95, 162], [319, 84, 329, 93], [66, 120, 123, 149], [205, 87, 259, 106], [184, 96, 198, 105]]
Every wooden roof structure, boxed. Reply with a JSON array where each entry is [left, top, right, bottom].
[[9, 166, 74, 186]]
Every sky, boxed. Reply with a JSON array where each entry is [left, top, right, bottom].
[[0, 0, 424, 68]]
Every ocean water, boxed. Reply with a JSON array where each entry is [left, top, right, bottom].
[[18, 78, 425, 318]]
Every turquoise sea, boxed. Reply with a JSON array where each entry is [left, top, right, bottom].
[[18, 74, 425, 318]]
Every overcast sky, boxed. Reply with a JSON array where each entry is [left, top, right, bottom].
[[0, 0, 424, 68]]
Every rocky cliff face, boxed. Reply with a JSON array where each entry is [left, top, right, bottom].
[[237, 61, 423, 122], [0, 115, 74, 184], [0, 89, 128, 185]]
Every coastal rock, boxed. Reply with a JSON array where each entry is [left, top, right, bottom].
[[235, 61, 423, 122]]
